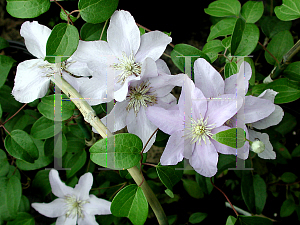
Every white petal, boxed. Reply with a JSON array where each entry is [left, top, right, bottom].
[[56, 215, 77, 225], [135, 31, 172, 62], [258, 89, 278, 102], [49, 169, 74, 198], [114, 75, 140, 102], [249, 130, 275, 159], [252, 105, 284, 129], [156, 94, 177, 109], [107, 10, 140, 57], [65, 58, 93, 77], [84, 195, 112, 215], [156, 59, 171, 75], [151, 73, 185, 97], [20, 21, 51, 58], [62, 72, 80, 93], [140, 57, 158, 79], [74, 173, 93, 200], [31, 198, 67, 218], [12, 59, 50, 103], [194, 58, 224, 98], [78, 214, 98, 225]]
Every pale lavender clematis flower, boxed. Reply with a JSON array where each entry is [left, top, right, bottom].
[[72, 10, 172, 104], [31, 169, 111, 225], [12, 21, 92, 103], [248, 129, 275, 159], [146, 75, 243, 177], [99, 59, 185, 152]]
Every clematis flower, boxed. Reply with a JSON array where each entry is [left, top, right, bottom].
[[12, 21, 92, 103], [146, 75, 243, 177], [194, 58, 282, 159], [248, 129, 275, 159], [99, 59, 184, 152], [72, 10, 172, 104], [31, 169, 111, 225]]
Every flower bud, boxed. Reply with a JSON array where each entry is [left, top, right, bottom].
[[251, 140, 265, 153]]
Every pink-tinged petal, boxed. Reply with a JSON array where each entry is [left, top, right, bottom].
[[79, 77, 113, 105], [151, 74, 185, 97], [249, 130, 275, 159], [107, 10, 140, 57], [65, 59, 93, 77], [55, 215, 77, 225], [189, 142, 218, 177], [160, 130, 185, 165], [156, 94, 177, 109], [135, 31, 172, 62], [244, 96, 275, 124], [127, 107, 158, 153], [12, 59, 50, 103], [49, 169, 74, 198], [101, 100, 129, 132], [78, 214, 98, 225], [252, 105, 284, 129], [206, 94, 243, 128], [156, 59, 171, 75], [84, 195, 112, 215], [31, 198, 67, 218], [74, 173, 93, 200], [140, 57, 158, 79], [258, 89, 278, 102], [224, 62, 252, 94], [146, 106, 183, 135], [20, 21, 51, 58], [194, 58, 224, 98]]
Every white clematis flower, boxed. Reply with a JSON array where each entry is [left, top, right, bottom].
[[12, 21, 91, 103], [31, 169, 111, 225], [72, 10, 172, 104]]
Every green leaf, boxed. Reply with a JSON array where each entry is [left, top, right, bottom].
[[273, 112, 297, 136], [37, 94, 75, 121], [241, 171, 255, 213], [90, 133, 142, 169], [4, 112, 31, 132], [283, 61, 300, 81], [171, 44, 210, 73], [280, 199, 296, 217], [18, 196, 30, 213], [236, 215, 273, 225], [45, 23, 79, 63], [6, 212, 35, 225], [182, 179, 204, 199], [0, 85, 22, 113], [32, 170, 51, 197], [292, 145, 300, 157], [222, 36, 232, 49], [225, 215, 237, 225], [202, 40, 225, 62], [31, 116, 62, 139], [6, 0, 50, 18], [0, 104, 2, 119], [266, 78, 300, 104], [265, 30, 294, 65], [0, 149, 9, 177], [0, 37, 9, 50], [195, 174, 213, 195], [260, 16, 292, 38], [6, 175, 22, 218], [273, 141, 292, 160], [80, 22, 108, 41], [212, 128, 246, 148], [111, 184, 148, 225], [0, 55, 16, 89], [216, 154, 236, 177], [164, 189, 174, 198], [253, 174, 267, 214], [204, 0, 241, 17], [281, 172, 297, 183], [241, 1, 264, 23], [156, 162, 183, 191], [60, 9, 78, 23], [231, 19, 259, 56], [16, 138, 53, 170], [5, 130, 39, 163], [244, 57, 255, 85], [224, 62, 238, 78], [78, 0, 119, 24], [207, 18, 237, 41], [275, 0, 300, 21], [44, 133, 67, 158], [189, 212, 207, 224]]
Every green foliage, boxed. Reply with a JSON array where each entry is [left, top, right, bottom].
[[283, 61, 300, 81], [204, 0, 241, 17], [0, 37, 9, 50], [0, 150, 9, 177], [6, 212, 35, 225], [275, 0, 300, 21], [280, 199, 296, 217], [182, 179, 204, 199], [224, 62, 238, 78], [156, 162, 183, 191], [212, 128, 246, 148], [80, 22, 108, 41], [60, 9, 78, 23], [188, 212, 208, 224], [207, 18, 237, 41], [260, 16, 292, 38], [241, 1, 264, 23], [0, 55, 16, 89], [6, 0, 50, 18]]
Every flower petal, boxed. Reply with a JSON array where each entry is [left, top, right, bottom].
[[49, 169, 74, 198], [65, 58, 93, 77], [151, 74, 185, 97], [135, 31, 172, 62], [84, 194, 112, 215], [56, 215, 77, 225], [62, 72, 80, 93], [244, 96, 275, 124], [249, 130, 275, 159], [194, 58, 224, 98], [12, 59, 51, 103], [20, 21, 51, 58], [78, 214, 98, 225], [114, 74, 141, 102], [156, 94, 177, 109], [252, 105, 284, 129], [31, 198, 67, 218], [224, 61, 252, 94], [140, 57, 158, 79], [258, 89, 278, 102], [189, 142, 218, 177], [156, 59, 171, 75], [74, 172, 93, 200], [160, 130, 185, 165], [107, 10, 140, 57]]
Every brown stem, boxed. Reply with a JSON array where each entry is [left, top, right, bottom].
[[258, 41, 280, 65], [53, 0, 74, 26], [3, 103, 27, 125]]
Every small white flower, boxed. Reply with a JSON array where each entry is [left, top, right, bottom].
[[251, 140, 265, 153], [31, 169, 111, 225]]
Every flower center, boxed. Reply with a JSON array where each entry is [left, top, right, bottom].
[[112, 52, 142, 84], [39, 61, 68, 77], [64, 195, 89, 219], [126, 81, 157, 116], [184, 117, 215, 145]]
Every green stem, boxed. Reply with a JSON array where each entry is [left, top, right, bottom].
[[50, 76, 168, 225]]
